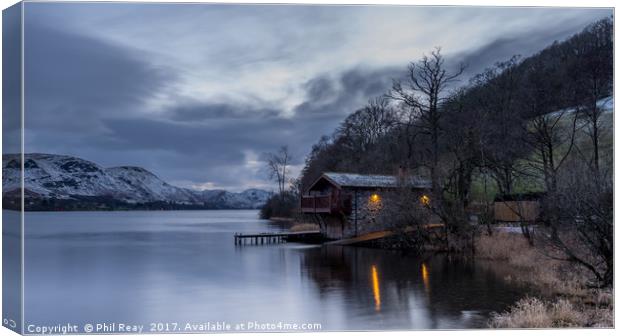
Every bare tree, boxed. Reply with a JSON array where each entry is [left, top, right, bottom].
[[536, 160, 613, 287], [388, 48, 476, 253], [518, 52, 582, 195], [568, 18, 613, 177], [526, 112, 579, 193], [387, 47, 465, 195], [336, 98, 397, 155], [264, 146, 292, 194], [300, 136, 335, 190], [442, 88, 480, 208], [472, 56, 527, 195]]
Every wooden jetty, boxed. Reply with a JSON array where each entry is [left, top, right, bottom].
[[234, 224, 443, 246], [234, 230, 322, 245]]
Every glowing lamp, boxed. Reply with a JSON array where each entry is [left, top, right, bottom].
[[420, 195, 430, 206], [370, 193, 381, 203]]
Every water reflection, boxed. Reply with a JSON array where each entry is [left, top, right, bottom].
[[23, 210, 530, 331], [371, 265, 381, 312], [421, 263, 430, 294], [299, 245, 531, 329]]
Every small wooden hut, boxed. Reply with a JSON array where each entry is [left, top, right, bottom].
[[301, 172, 431, 240], [493, 192, 544, 223]]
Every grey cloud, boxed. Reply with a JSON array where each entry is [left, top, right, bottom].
[[24, 23, 175, 132], [168, 103, 281, 122], [302, 76, 337, 104], [100, 117, 293, 155], [92, 64, 403, 180], [21, 22, 183, 181], [295, 66, 402, 120], [3, 4, 22, 153], [454, 13, 611, 81], [93, 115, 308, 189]]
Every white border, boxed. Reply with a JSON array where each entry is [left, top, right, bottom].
[[0, 2, 616, 336]]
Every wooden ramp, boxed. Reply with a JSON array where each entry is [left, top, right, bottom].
[[324, 230, 394, 246], [324, 224, 445, 246]]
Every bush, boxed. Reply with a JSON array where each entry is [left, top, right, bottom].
[[537, 161, 613, 287], [259, 191, 298, 219]]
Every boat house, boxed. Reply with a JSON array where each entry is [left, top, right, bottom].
[[301, 172, 431, 240]]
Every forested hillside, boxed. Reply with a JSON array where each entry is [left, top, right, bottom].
[[301, 17, 612, 195], [297, 17, 613, 286]]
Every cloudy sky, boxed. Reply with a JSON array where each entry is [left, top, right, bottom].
[[22, 3, 611, 191]]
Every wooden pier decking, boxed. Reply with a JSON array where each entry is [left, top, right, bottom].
[[234, 230, 322, 245], [234, 224, 444, 246]]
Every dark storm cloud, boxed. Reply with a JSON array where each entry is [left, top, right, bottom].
[[3, 4, 22, 153], [302, 76, 337, 104], [81, 64, 400, 184], [22, 20, 400, 187], [93, 114, 306, 186], [168, 103, 281, 122], [454, 13, 611, 81], [24, 23, 175, 131], [100, 117, 294, 157], [295, 66, 402, 120]]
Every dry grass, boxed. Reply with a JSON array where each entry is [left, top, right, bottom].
[[587, 306, 614, 327], [289, 223, 319, 232], [489, 297, 550, 328], [476, 231, 533, 261], [478, 231, 613, 328], [476, 232, 587, 296], [489, 297, 586, 328]]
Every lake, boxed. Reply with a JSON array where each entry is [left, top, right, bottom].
[[17, 210, 529, 332]]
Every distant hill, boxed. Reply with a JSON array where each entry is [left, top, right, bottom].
[[2, 153, 270, 211]]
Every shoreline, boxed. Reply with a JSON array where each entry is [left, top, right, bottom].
[[476, 231, 613, 328], [2, 208, 262, 212], [267, 216, 295, 222]]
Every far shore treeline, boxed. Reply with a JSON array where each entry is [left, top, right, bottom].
[[262, 17, 613, 289]]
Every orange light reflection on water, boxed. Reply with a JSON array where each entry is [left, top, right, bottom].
[[371, 265, 381, 311], [421, 263, 430, 293]]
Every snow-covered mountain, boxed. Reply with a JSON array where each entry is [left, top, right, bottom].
[[106, 166, 199, 204], [199, 188, 272, 209], [2, 153, 270, 210]]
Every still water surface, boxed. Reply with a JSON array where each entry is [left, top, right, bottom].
[[23, 210, 528, 331]]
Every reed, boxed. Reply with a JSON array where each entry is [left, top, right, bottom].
[[477, 231, 613, 328]]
